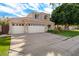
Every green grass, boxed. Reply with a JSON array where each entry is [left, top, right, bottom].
[[0, 36, 11, 56], [48, 30, 79, 37]]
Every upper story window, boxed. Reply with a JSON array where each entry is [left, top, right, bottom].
[[44, 15, 48, 19], [35, 13, 39, 19]]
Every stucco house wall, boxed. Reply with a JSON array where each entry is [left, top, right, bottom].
[[69, 26, 78, 30], [54, 25, 79, 30], [1, 12, 55, 34]]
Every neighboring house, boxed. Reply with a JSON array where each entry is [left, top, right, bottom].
[[69, 26, 78, 30], [55, 25, 79, 30], [0, 12, 54, 34]]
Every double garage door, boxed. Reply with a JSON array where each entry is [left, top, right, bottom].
[[10, 24, 47, 34], [28, 25, 46, 33]]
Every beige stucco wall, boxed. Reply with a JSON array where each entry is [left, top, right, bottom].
[[26, 12, 50, 20], [53, 25, 78, 30], [50, 22, 55, 30], [2, 12, 55, 34], [69, 26, 78, 30]]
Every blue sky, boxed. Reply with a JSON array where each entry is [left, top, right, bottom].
[[0, 3, 53, 18]]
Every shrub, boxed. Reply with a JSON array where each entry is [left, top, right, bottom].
[[47, 30, 60, 34]]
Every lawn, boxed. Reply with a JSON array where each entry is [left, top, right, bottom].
[[48, 30, 79, 37], [0, 36, 11, 56]]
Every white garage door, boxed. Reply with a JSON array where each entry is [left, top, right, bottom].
[[28, 25, 46, 33], [9, 24, 47, 34], [10, 24, 24, 34]]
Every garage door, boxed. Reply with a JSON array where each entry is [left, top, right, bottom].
[[10, 24, 24, 34], [28, 25, 47, 33]]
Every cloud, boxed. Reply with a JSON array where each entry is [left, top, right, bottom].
[[4, 3, 17, 8], [0, 3, 53, 17], [44, 8, 53, 14], [0, 5, 17, 15], [0, 3, 28, 17]]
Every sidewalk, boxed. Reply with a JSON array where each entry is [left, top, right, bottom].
[[0, 34, 11, 37]]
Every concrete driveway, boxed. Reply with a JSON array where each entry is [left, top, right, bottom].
[[9, 33, 79, 56], [9, 33, 68, 56]]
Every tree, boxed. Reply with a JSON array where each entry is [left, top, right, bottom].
[[0, 17, 9, 26], [51, 3, 79, 30]]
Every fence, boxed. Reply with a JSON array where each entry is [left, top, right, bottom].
[[0, 25, 9, 34]]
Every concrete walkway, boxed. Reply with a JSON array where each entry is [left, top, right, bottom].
[[9, 33, 79, 56], [0, 34, 10, 37]]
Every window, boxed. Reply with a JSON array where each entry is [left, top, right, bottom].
[[44, 15, 48, 19], [28, 24, 30, 26], [16, 24, 18, 26], [30, 24, 32, 26], [35, 13, 39, 19], [19, 24, 21, 26], [22, 24, 24, 26]]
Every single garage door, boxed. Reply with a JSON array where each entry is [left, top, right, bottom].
[[10, 24, 24, 34], [28, 24, 47, 33]]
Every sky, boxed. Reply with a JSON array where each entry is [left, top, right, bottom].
[[0, 3, 54, 18]]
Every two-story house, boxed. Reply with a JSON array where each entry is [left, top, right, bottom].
[[6, 12, 54, 34]]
